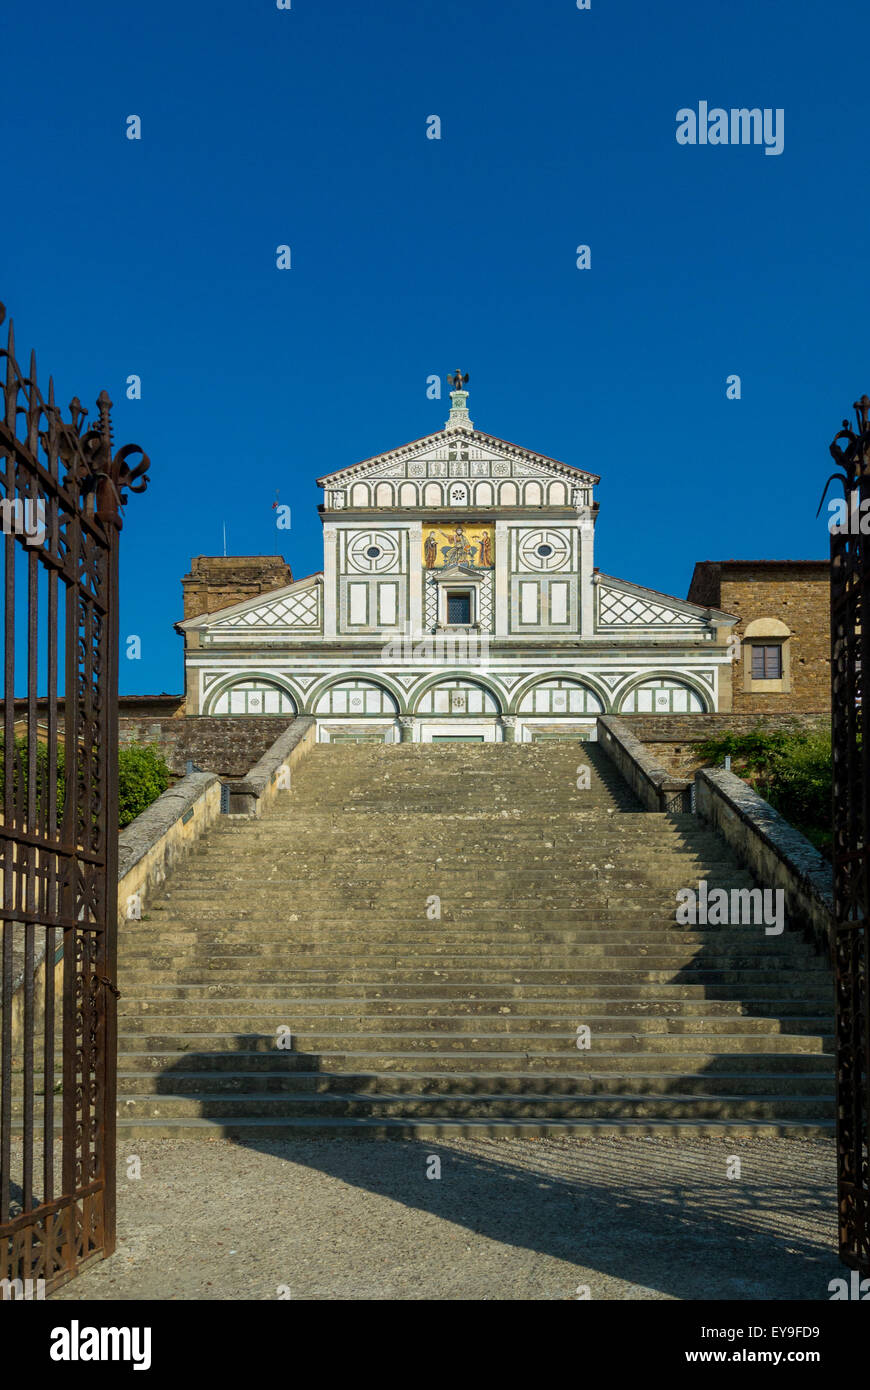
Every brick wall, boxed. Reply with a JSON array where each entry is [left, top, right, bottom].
[[688, 562, 830, 713], [618, 712, 829, 777], [118, 715, 295, 777], [181, 555, 294, 620]]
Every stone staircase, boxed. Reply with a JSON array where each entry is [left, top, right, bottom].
[[105, 741, 834, 1138]]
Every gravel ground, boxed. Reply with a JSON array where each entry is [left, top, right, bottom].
[[41, 1135, 840, 1301]]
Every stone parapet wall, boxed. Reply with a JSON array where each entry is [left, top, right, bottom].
[[224, 717, 317, 815], [595, 717, 692, 813], [695, 768, 834, 956], [618, 712, 829, 777], [118, 715, 295, 777], [117, 771, 223, 926]]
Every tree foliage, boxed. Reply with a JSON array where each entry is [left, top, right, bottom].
[[0, 736, 170, 830], [693, 726, 832, 855], [117, 743, 171, 828]]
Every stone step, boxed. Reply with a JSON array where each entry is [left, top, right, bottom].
[[145, 899, 748, 918], [84, 1047, 840, 1074], [117, 949, 828, 969], [295, 802, 642, 815], [111, 1068, 837, 1097], [127, 920, 809, 939], [121, 927, 818, 948], [215, 842, 729, 859], [105, 1117, 834, 1140], [152, 882, 756, 905], [114, 1029, 834, 1053], [10, 1092, 835, 1124], [228, 813, 692, 829], [117, 996, 832, 1019], [17, 1053, 837, 1093], [128, 915, 816, 934], [168, 862, 752, 881], [135, 923, 798, 941], [114, 965, 829, 987], [106, 1093, 834, 1122], [145, 896, 703, 912], [139, 912, 710, 928], [113, 1012, 831, 1037], [210, 828, 723, 846], [102, 738, 832, 1136], [114, 981, 835, 1004]]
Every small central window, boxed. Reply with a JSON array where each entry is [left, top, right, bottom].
[[536, 543, 554, 557], [365, 545, 382, 559], [751, 644, 783, 679], [447, 591, 472, 624]]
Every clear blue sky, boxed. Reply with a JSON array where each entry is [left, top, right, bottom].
[[2, 0, 865, 694]]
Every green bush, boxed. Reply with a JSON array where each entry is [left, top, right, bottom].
[[0, 736, 170, 831], [693, 726, 832, 856], [117, 744, 171, 829]]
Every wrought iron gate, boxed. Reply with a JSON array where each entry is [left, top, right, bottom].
[[0, 302, 149, 1295], [826, 395, 870, 1275]]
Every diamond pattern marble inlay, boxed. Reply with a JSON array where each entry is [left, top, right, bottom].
[[598, 587, 698, 627], [215, 590, 320, 629]]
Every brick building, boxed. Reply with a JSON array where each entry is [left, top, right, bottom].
[[687, 561, 829, 714], [181, 555, 294, 621]]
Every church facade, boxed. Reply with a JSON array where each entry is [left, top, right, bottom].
[[177, 382, 738, 742]]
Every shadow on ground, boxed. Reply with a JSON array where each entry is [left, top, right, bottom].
[[145, 1041, 841, 1301]]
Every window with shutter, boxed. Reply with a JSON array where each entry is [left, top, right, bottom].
[[751, 644, 782, 679]]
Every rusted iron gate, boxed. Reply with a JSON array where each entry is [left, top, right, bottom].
[[826, 396, 870, 1275], [0, 302, 149, 1295]]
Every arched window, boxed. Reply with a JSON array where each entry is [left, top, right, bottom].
[[415, 679, 500, 716], [210, 680, 296, 716], [314, 679, 399, 716], [618, 678, 706, 714], [518, 679, 603, 715]]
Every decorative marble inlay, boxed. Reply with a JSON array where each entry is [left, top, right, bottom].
[[347, 531, 400, 574], [518, 528, 571, 572], [598, 587, 700, 628], [212, 589, 320, 629]]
